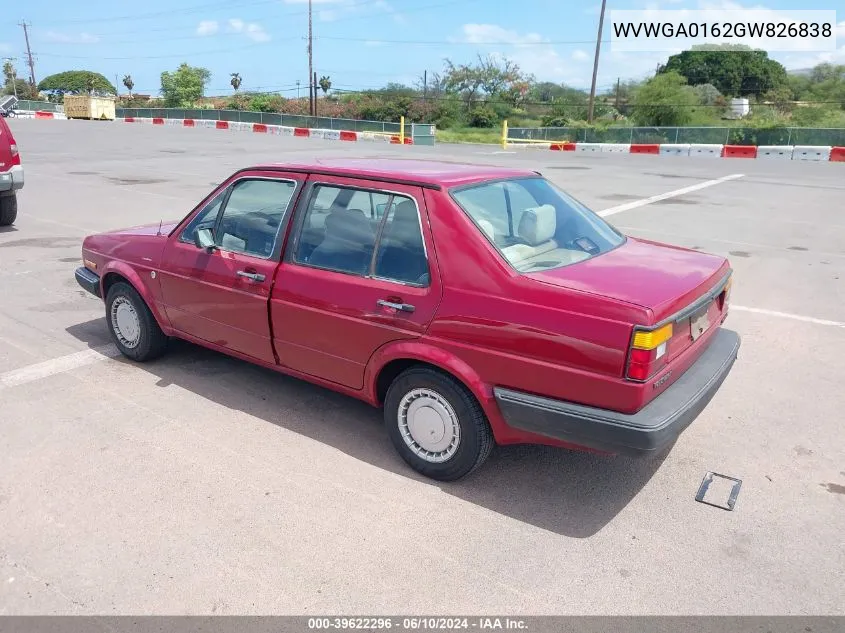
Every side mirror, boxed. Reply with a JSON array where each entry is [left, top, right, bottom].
[[194, 227, 216, 252]]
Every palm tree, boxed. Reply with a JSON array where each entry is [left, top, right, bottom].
[[122, 74, 134, 98], [230, 73, 242, 92], [318, 75, 332, 95]]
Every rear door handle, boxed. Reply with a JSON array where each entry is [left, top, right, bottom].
[[237, 270, 266, 282], [377, 299, 415, 313]]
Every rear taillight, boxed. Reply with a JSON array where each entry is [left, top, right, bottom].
[[10, 143, 20, 166], [626, 322, 673, 381]]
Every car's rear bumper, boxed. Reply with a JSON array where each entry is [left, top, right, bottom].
[[493, 328, 741, 455], [75, 267, 101, 298], [0, 165, 24, 193]]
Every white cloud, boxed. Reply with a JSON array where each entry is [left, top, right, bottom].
[[364, 40, 386, 47], [43, 31, 99, 44], [458, 24, 591, 86], [196, 20, 219, 36], [227, 18, 270, 42], [572, 49, 589, 61]]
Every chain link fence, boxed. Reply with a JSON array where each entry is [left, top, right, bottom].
[[116, 108, 401, 133], [508, 126, 845, 146], [13, 100, 64, 113]]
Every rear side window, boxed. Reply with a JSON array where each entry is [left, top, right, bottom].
[[292, 184, 428, 285], [451, 177, 625, 273]]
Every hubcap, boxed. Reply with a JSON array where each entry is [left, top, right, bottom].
[[111, 296, 141, 349], [398, 388, 460, 463]]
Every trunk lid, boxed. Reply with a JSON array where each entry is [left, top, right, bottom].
[[526, 236, 732, 367]]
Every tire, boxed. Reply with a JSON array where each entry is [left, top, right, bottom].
[[0, 194, 17, 227], [384, 366, 494, 482], [105, 281, 168, 362]]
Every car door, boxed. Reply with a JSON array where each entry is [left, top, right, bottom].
[[158, 171, 303, 364], [271, 176, 443, 390]]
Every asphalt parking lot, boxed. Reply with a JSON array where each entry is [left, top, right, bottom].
[[1, 119, 843, 615]]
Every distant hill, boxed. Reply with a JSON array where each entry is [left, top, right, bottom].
[[787, 68, 814, 77]]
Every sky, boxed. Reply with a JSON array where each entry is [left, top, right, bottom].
[[0, 0, 843, 97]]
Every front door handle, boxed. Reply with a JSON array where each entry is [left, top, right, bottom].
[[377, 299, 415, 313], [237, 270, 266, 282]]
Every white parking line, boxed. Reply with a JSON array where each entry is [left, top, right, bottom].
[[598, 174, 745, 217], [731, 306, 845, 328], [0, 344, 120, 389]]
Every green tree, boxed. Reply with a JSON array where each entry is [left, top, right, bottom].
[[630, 71, 699, 126], [122, 74, 134, 97], [2, 60, 15, 88], [318, 75, 332, 95], [659, 45, 788, 97], [160, 63, 211, 108], [230, 73, 242, 92], [763, 85, 795, 114], [443, 54, 525, 111], [38, 71, 116, 97]]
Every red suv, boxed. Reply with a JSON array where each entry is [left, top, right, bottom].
[[75, 159, 740, 481], [0, 116, 23, 226]]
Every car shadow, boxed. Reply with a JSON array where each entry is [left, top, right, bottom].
[[66, 318, 670, 538], [0, 225, 18, 234]]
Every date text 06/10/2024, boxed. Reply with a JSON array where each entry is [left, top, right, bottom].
[[307, 617, 528, 630]]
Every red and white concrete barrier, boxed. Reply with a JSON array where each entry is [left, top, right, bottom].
[[119, 117, 414, 146], [506, 139, 844, 163]]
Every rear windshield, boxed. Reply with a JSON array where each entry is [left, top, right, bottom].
[[450, 177, 625, 273]]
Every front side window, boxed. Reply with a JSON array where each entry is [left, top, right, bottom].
[[215, 179, 297, 258], [451, 177, 624, 273], [293, 184, 426, 284], [180, 190, 226, 245]]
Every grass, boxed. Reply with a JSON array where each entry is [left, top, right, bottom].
[[436, 127, 502, 145]]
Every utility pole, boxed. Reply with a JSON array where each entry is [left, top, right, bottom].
[[20, 21, 36, 90], [296, 80, 300, 99], [423, 70, 427, 108], [587, 0, 607, 123], [614, 77, 620, 110], [313, 71, 318, 117], [307, 0, 314, 116]]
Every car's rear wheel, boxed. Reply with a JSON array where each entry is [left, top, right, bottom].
[[105, 281, 168, 362], [0, 194, 17, 227], [384, 366, 494, 481]]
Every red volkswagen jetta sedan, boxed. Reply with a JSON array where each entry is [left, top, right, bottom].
[[75, 159, 740, 481]]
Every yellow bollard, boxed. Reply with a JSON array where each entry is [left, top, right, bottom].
[[400, 116, 405, 145], [502, 119, 508, 150]]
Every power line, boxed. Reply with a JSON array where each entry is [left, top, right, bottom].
[[33, 42, 271, 60], [36, 0, 384, 26]]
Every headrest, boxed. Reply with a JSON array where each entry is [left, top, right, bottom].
[[384, 199, 422, 247], [393, 199, 417, 223], [324, 211, 373, 241], [476, 218, 496, 241], [517, 204, 556, 246]]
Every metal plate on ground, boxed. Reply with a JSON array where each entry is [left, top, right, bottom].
[[695, 471, 742, 511]]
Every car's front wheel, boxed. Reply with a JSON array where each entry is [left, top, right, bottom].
[[0, 194, 17, 227], [105, 281, 168, 362], [384, 366, 494, 481]]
